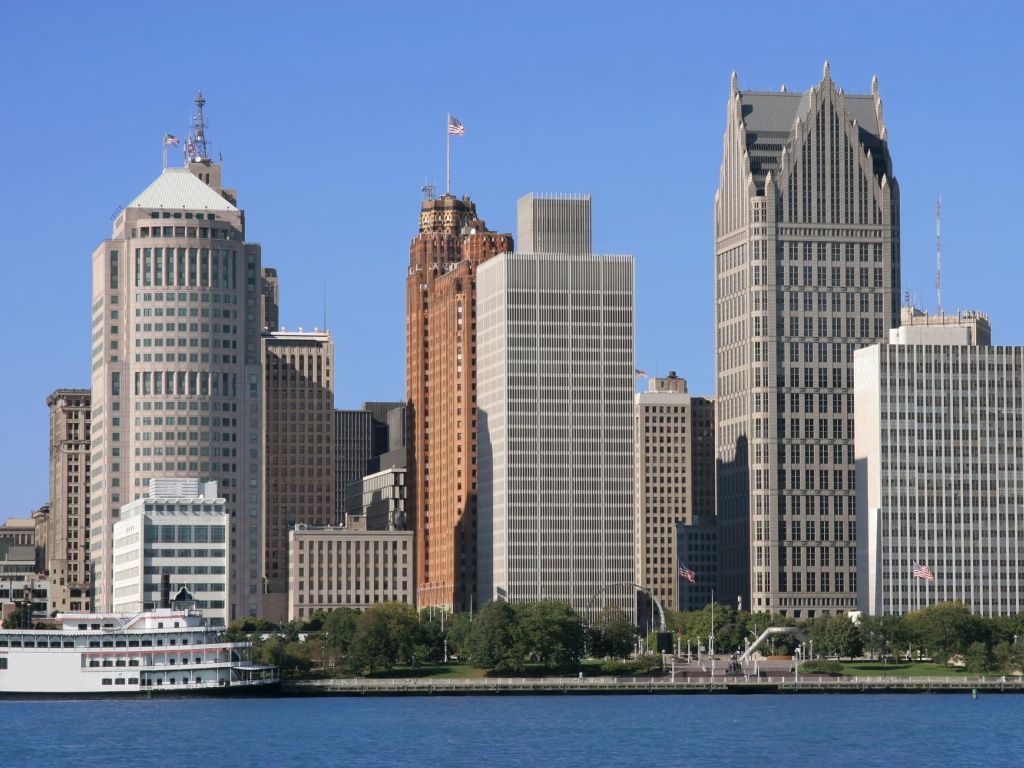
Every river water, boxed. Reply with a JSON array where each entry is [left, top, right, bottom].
[[4, 694, 1022, 767]]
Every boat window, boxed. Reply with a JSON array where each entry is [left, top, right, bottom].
[[128, 678, 139, 685], [50, 641, 62, 648], [102, 678, 112, 685], [157, 640, 164, 646], [0, 658, 7, 670], [102, 660, 113, 667], [23, 642, 34, 648], [0, 640, 8, 647], [141, 640, 153, 647], [128, 640, 140, 647], [116, 660, 127, 667], [10, 641, 21, 648], [78, 624, 87, 630], [102, 641, 114, 648], [89, 641, 100, 648], [170, 639, 176, 645], [156, 679, 163, 685], [89, 661, 100, 667], [129, 660, 140, 667], [115, 679, 126, 685], [63, 642, 74, 648], [91, 624, 100, 630], [115, 640, 127, 647]]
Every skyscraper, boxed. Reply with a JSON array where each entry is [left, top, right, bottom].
[[90, 93, 266, 619], [714, 64, 900, 617], [406, 193, 513, 611], [634, 373, 715, 611], [261, 330, 335, 621], [477, 195, 635, 617], [46, 388, 92, 612], [855, 308, 1022, 617], [516, 193, 592, 255]]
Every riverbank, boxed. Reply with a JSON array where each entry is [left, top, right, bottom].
[[283, 675, 1024, 696]]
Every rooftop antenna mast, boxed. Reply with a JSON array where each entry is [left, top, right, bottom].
[[935, 194, 942, 316], [185, 91, 211, 162]]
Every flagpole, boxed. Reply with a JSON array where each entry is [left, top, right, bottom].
[[163, 138, 168, 171], [445, 112, 451, 196]]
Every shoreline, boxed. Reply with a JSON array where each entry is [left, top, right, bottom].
[[282, 675, 1024, 696]]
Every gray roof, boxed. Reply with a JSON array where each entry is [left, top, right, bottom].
[[128, 167, 238, 212], [739, 90, 880, 137]]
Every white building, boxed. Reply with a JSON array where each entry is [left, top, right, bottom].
[[855, 308, 1024, 616], [112, 478, 229, 626], [477, 195, 635, 617]]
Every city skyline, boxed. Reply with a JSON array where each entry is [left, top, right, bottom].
[[2, 2, 1024, 518]]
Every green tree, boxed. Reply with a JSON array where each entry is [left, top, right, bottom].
[[904, 602, 986, 664], [858, 615, 905, 661], [964, 641, 994, 674], [349, 607, 397, 674], [993, 641, 1012, 674], [591, 606, 636, 659], [374, 603, 420, 665], [516, 601, 585, 669], [445, 612, 473, 660], [468, 601, 524, 672], [677, 603, 748, 653], [824, 615, 863, 660], [321, 607, 360, 661], [1, 604, 33, 630], [223, 615, 277, 641]]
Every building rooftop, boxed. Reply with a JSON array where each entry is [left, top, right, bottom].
[[128, 167, 238, 212]]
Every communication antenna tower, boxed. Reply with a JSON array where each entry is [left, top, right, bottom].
[[421, 183, 437, 201], [185, 91, 211, 162], [935, 195, 942, 316]]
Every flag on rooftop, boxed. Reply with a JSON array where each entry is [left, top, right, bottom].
[[448, 115, 465, 136], [635, 369, 648, 378], [913, 562, 935, 581], [164, 133, 180, 147], [679, 561, 696, 584]]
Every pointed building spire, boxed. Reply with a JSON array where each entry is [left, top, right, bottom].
[[780, 83, 787, 93], [871, 74, 879, 97], [731, 70, 739, 95], [823, 60, 831, 80]]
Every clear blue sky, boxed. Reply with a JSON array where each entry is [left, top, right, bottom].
[[1, 1, 1021, 519]]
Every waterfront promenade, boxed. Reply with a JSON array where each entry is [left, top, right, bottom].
[[285, 675, 1024, 696]]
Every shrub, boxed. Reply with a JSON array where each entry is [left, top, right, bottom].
[[798, 659, 843, 675]]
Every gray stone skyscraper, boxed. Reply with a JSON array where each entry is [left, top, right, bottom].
[[714, 64, 900, 618], [516, 193, 592, 256], [90, 94, 266, 619]]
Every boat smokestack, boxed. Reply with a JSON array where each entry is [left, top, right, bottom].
[[159, 573, 171, 609]]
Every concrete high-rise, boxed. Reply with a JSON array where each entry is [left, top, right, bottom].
[[714, 65, 900, 617], [406, 193, 513, 611], [89, 93, 266, 619], [46, 388, 92, 612], [477, 195, 635, 617], [634, 373, 716, 611], [516, 193, 592, 255], [261, 330, 335, 620], [855, 308, 1024, 617]]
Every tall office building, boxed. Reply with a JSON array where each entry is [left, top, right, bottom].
[[261, 330, 335, 620], [46, 388, 92, 612], [477, 195, 635, 616], [334, 402, 404, 521], [89, 93, 266, 619], [634, 373, 716, 611], [406, 193, 513, 611], [855, 308, 1024, 616], [714, 65, 900, 617]]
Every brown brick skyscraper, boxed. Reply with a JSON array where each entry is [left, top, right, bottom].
[[406, 193, 512, 611]]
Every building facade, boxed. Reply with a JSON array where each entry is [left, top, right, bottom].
[[89, 94, 265, 619], [855, 309, 1024, 616], [46, 388, 92, 612], [477, 207, 635, 616], [676, 515, 718, 612], [261, 331, 335, 620], [406, 193, 514, 611], [342, 467, 408, 531], [287, 518, 414, 621], [634, 373, 716, 611], [111, 478, 229, 626], [714, 65, 900, 617]]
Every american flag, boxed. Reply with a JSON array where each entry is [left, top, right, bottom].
[[913, 562, 935, 581], [635, 369, 649, 378], [679, 561, 696, 584], [448, 115, 465, 136], [164, 133, 180, 147]]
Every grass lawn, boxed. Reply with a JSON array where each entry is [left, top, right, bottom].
[[840, 660, 972, 677]]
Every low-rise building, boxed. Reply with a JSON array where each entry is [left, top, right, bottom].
[[342, 467, 407, 531], [0, 543, 49, 622], [111, 479, 230, 626], [287, 516, 413, 621]]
